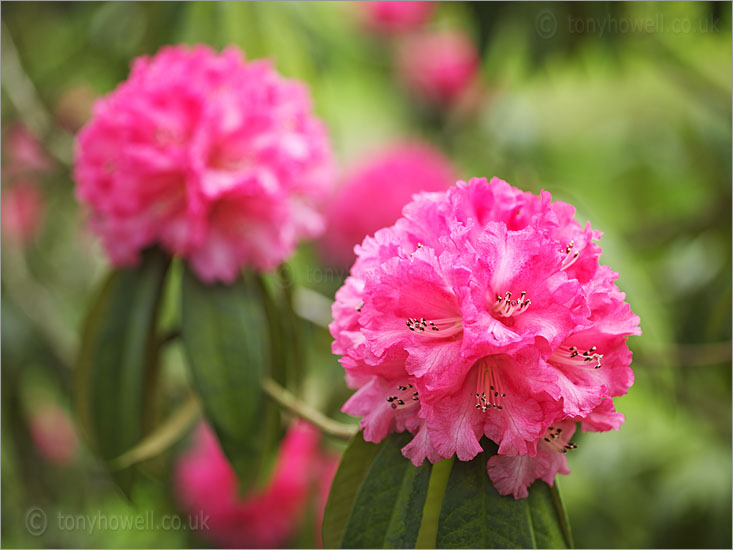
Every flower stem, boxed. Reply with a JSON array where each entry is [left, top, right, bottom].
[[110, 391, 201, 470], [262, 378, 357, 441]]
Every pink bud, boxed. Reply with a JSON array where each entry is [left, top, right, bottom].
[[321, 142, 456, 268], [4, 124, 52, 176], [360, 1, 435, 34], [29, 404, 78, 466], [1, 182, 45, 245], [397, 30, 480, 105]]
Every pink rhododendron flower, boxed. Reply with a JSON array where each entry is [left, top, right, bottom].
[[175, 421, 334, 548], [1, 182, 45, 245], [321, 142, 456, 268], [396, 30, 480, 104], [74, 45, 333, 283], [29, 403, 78, 466], [359, 1, 435, 34], [330, 177, 640, 498]]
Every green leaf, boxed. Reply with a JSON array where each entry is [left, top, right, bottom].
[[530, 480, 574, 549], [322, 431, 383, 549], [75, 248, 169, 493], [329, 432, 432, 549], [180, 267, 269, 491], [436, 438, 572, 549]]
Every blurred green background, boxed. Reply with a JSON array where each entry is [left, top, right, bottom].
[[1, 2, 731, 548]]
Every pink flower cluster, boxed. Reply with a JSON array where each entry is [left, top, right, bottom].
[[175, 421, 337, 548], [397, 31, 480, 105], [330, 177, 640, 498], [359, 1, 435, 34], [322, 142, 456, 268], [74, 45, 333, 283]]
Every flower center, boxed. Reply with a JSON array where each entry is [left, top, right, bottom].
[[474, 360, 507, 412], [542, 426, 578, 453], [493, 291, 531, 318], [385, 383, 420, 409], [405, 316, 463, 337], [560, 241, 579, 271], [550, 345, 603, 369]]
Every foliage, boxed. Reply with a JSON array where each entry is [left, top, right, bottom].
[[1, 2, 731, 549]]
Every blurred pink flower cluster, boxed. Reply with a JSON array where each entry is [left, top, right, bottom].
[[1, 124, 52, 245], [397, 31, 480, 105], [322, 142, 456, 268], [359, 1, 435, 33], [175, 421, 337, 548], [359, 2, 480, 107], [330, 177, 640, 498], [74, 45, 333, 283]]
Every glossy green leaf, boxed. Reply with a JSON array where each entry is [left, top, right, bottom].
[[530, 480, 574, 548], [75, 248, 169, 493], [334, 432, 432, 548], [180, 267, 269, 491], [437, 438, 572, 549], [322, 431, 383, 549]]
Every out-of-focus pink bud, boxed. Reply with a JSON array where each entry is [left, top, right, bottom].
[[397, 30, 480, 105], [176, 421, 332, 549], [321, 142, 456, 269], [359, 1, 435, 34], [2, 181, 45, 245], [29, 403, 79, 466], [3, 124, 53, 177]]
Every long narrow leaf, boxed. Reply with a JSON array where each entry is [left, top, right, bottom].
[[75, 248, 169, 493], [331, 432, 432, 548], [322, 431, 382, 549], [180, 267, 270, 491]]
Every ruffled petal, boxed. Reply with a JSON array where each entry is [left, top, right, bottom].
[[578, 397, 624, 432], [402, 420, 443, 466], [423, 371, 484, 461], [487, 421, 575, 499]]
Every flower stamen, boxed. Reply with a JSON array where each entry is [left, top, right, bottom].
[[410, 242, 423, 258], [405, 316, 462, 337], [385, 383, 420, 410], [475, 360, 507, 412], [542, 426, 578, 453], [550, 345, 603, 369], [493, 290, 531, 318], [561, 241, 579, 271]]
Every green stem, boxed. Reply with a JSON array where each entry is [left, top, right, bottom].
[[110, 392, 201, 470], [262, 378, 356, 441], [415, 457, 455, 548]]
